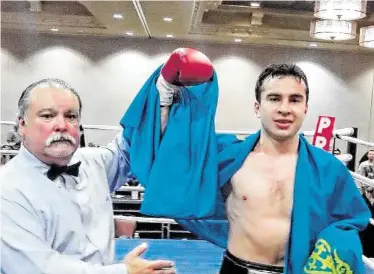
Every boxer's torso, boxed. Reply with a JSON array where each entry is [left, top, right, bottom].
[[226, 151, 297, 266]]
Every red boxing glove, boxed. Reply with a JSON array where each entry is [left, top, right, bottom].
[[161, 48, 214, 86]]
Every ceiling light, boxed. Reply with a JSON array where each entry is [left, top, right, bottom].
[[310, 20, 356, 41], [250, 2, 261, 8], [163, 17, 173, 22], [234, 38, 242, 43], [359, 26, 374, 48], [314, 0, 367, 21], [113, 13, 124, 20], [166, 34, 174, 38], [50, 28, 59, 32], [309, 43, 318, 47], [125, 32, 134, 36]]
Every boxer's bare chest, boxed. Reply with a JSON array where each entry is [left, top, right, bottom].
[[230, 152, 298, 216]]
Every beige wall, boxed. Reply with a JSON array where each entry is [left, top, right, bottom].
[[1, 32, 373, 161]]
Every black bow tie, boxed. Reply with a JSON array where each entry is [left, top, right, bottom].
[[46, 162, 81, 181]]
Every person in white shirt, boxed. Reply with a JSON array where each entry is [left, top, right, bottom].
[[1, 48, 213, 274]]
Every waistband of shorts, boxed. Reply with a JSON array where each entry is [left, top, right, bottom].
[[225, 250, 284, 273]]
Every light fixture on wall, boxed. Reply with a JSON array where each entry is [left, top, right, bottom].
[[314, 0, 367, 21], [359, 26, 374, 48], [310, 20, 356, 41]]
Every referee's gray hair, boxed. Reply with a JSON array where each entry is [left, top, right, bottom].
[[17, 78, 82, 121]]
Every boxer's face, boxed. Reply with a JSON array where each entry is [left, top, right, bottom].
[[19, 87, 80, 165], [255, 76, 308, 142]]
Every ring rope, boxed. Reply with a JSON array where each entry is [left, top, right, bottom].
[[0, 121, 355, 137], [363, 255, 374, 269], [0, 150, 18, 155], [114, 215, 176, 224], [335, 135, 374, 148], [0, 149, 368, 188], [335, 154, 353, 162], [118, 186, 145, 192], [350, 171, 374, 188]]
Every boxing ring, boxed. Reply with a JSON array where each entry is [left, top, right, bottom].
[[115, 239, 374, 274], [115, 239, 224, 273], [2, 121, 374, 273]]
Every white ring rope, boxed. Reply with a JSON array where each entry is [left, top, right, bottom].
[[216, 127, 354, 137], [118, 186, 145, 192], [1, 151, 369, 189], [335, 135, 374, 148], [370, 218, 374, 227], [114, 215, 176, 224], [363, 255, 374, 269], [0, 148, 354, 163], [83, 124, 122, 131], [0, 121, 355, 137], [350, 171, 374, 188], [0, 150, 19, 155], [0, 121, 16, 126], [118, 171, 374, 192], [0, 150, 367, 188], [335, 154, 353, 163]]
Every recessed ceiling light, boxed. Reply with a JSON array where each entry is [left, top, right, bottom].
[[166, 34, 174, 38], [51, 28, 59, 32], [126, 32, 134, 36], [113, 13, 124, 20], [234, 38, 242, 43], [250, 2, 260, 8], [163, 17, 173, 22], [309, 43, 318, 47]]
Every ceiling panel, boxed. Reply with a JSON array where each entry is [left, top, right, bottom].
[[139, 1, 195, 40], [1, 1, 373, 53], [1, 1, 146, 37], [79, 1, 147, 36]]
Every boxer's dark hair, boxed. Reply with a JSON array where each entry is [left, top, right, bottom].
[[255, 64, 309, 103], [17, 78, 82, 121]]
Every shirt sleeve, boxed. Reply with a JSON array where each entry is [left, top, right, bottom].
[[89, 133, 131, 192], [1, 197, 128, 274]]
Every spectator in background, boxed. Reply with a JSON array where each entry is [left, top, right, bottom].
[[358, 149, 374, 180], [1, 125, 22, 165], [358, 149, 374, 257]]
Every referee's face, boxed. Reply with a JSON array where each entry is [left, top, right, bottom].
[[19, 87, 80, 166]]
